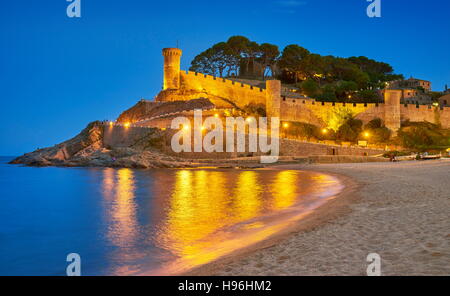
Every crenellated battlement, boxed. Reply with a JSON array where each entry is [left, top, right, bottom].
[[171, 70, 268, 108], [182, 70, 266, 93], [162, 48, 182, 56], [158, 48, 449, 131]]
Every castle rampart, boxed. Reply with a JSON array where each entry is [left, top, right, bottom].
[[177, 71, 268, 107], [157, 48, 450, 132]]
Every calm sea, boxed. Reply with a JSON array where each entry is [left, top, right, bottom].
[[0, 156, 343, 275]]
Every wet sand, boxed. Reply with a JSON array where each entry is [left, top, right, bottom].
[[186, 160, 450, 276]]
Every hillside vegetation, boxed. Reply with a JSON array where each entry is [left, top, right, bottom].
[[396, 121, 450, 151], [189, 36, 404, 103]]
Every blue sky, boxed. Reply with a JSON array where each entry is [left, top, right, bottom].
[[1, 0, 449, 155]]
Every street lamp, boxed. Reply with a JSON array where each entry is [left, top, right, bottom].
[[282, 122, 290, 138]]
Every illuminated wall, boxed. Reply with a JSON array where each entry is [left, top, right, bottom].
[[280, 95, 450, 129], [180, 71, 267, 107], [401, 105, 450, 128], [280, 99, 386, 127], [156, 48, 450, 131]]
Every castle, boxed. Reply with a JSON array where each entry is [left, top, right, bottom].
[[155, 48, 450, 133]]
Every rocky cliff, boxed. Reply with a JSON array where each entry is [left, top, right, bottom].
[[10, 121, 103, 166], [10, 121, 192, 168]]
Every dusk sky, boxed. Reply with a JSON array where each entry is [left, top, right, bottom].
[[1, 0, 449, 155]]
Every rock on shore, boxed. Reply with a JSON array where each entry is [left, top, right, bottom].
[[9, 121, 192, 169]]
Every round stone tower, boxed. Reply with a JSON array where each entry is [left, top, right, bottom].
[[162, 48, 182, 90]]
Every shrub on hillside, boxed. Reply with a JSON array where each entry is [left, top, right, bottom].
[[242, 103, 266, 117], [336, 118, 363, 142], [284, 122, 321, 140], [300, 79, 320, 97], [396, 121, 450, 150], [365, 118, 383, 129], [363, 118, 392, 143]]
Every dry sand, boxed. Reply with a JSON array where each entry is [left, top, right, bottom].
[[188, 160, 450, 276]]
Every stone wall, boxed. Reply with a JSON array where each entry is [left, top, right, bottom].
[[103, 125, 162, 149], [439, 107, 450, 128], [156, 48, 450, 132], [179, 71, 267, 107], [103, 125, 385, 159], [280, 99, 385, 127], [401, 105, 450, 128], [280, 98, 450, 129], [279, 139, 384, 157]]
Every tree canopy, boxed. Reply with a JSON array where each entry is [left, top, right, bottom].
[[189, 36, 279, 79], [189, 36, 404, 102]]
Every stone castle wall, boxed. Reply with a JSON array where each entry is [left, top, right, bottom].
[[103, 125, 385, 159], [180, 71, 267, 107], [157, 48, 450, 131], [401, 104, 450, 128], [280, 99, 386, 127], [280, 99, 450, 129], [439, 107, 450, 128]]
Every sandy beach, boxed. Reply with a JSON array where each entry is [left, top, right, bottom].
[[187, 159, 450, 276]]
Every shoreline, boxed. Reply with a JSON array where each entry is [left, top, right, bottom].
[[134, 167, 349, 276], [181, 168, 359, 276], [184, 160, 450, 276], [5, 156, 449, 275]]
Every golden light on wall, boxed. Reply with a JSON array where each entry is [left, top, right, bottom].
[[325, 106, 355, 132]]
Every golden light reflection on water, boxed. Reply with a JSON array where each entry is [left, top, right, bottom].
[[156, 169, 340, 273], [164, 170, 229, 259], [100, 168, 343, 275], [102, 168, 142, 274], [108, 168, 138, 247], [269, 170, 299, 210], [232, 171, 262, 221]]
